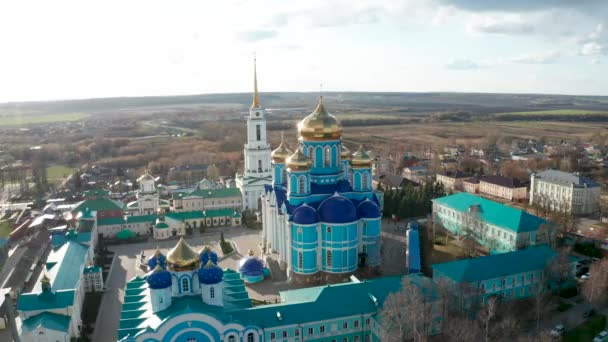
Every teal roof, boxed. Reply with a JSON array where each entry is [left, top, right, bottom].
[[165, 211, 203, 221], [119, 274, 414, 340], [126, 214, 157, 224], [41, 241, 89, 291], [51, 230, 92, 249], [173, 187, 241, 200], [21, 312, 70, 333], [98, 216, 126, 226], [155, 222, 169, 229], [84, 265, 101, 274], [72, 198, 123, 215], [432, 245, 577, 283], [432, 192, 546, 233], [18, 289, 76, 311], [83, 188, 111, 197]]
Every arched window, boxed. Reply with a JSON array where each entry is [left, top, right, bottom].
[[181, 278, 189, 293], [281, 168, 287, 184], [298, 176, 306, 194], [308, 146, 314, 164], [247, 333, 255, 342], [210, 286, 215, 298], [258, 160, 263, 172], [362, 172, 369, 190], [324, 146, 331, 167], [228, 336, 236, 342]]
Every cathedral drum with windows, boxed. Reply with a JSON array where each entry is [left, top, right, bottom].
[[262, 96, 382, 284]]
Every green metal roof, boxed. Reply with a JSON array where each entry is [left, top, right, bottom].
[[21, 312, 70, 333], [73, 198, 123, 214], [18, 289, 76, 311], [173, 187, 241, 199], [83, 188, 111, 198], [41, 241, 89, 291], [155, 222, 169, 229], [117, 229, 137, 240], [97, 216, 126, 226], [126, 214, 157, 224], [432, 192, 546, 233], [51, 231, 92, 249], [432, 245, 577, 283]]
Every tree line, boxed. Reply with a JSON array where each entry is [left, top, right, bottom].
[[382, 181, 446, 220]]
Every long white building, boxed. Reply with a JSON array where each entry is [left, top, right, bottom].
[[530, 170, 600, 215]]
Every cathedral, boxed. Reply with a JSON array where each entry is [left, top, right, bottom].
[[262, 96, 382, 284]]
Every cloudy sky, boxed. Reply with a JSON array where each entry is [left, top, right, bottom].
[[1, 0, 607, 102]]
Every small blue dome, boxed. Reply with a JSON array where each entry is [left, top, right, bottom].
[[199, 246, 219, 265], [146, 265, 172, 289], [199, 261, 223, 285], [318, 193, 357, 223], [239, 258, 265, 277], [292, 204, 319, 225], [147, 250, 167, 270], [357, 199, 381, 219]]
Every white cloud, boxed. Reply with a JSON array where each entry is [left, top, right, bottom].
[[509, 50, 562, 64], [467, 14, 534, 34], [236, 30, 278, 42], [445, 59, 488, 70]]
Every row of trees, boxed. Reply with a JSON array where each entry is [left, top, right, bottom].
[[382, 182, 446, 220]]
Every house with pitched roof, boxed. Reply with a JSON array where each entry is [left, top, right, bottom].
[[432, 193, 546, 253], [432, 245, 578, 305]]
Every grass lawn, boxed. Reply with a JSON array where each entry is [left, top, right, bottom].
[[0, 221, 12, 238], [563, 314, 606, 342], [47, 165, 77, 182], [0, 113, 88, 126]]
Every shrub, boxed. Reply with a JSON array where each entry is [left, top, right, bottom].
[[574, 243, 604, 259]]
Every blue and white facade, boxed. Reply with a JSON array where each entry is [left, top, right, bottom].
[[262, 97, 382, 283]]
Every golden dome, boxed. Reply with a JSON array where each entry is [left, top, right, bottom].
[[166, 237, 200, 271], [286, 148, 311, 172], [341, 144, 351, 159], [351, 145, 372, 168], [297, 96, 343, 141], [271, 133, 293, 163]]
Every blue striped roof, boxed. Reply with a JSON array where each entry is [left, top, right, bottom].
[[432, 192, 546, 233]]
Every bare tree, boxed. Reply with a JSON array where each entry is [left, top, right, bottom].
[[582, 258, 608, 310], [442, 315, 480, 342], [380, 277, 435, 342], [479, 296, 498, 342], [461, 206, 485, 257], [547, 247, 573, 293], [533, 265, 553, 334]]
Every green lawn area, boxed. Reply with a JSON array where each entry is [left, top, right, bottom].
[[496, 109, 608, 116], [47, 165, 78, 182], [563, 314, 606, 342], [0, 113, 88, 126], [0, 221, 13, 238]]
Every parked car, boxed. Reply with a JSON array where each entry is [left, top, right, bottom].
[[593, 330, 608, 342], [550, 324, 565, 337], [581, 273, 590, 280]]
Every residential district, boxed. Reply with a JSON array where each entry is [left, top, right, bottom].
[[0, 61, 606, 342]]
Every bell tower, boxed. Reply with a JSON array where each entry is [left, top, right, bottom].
[[236, 57, 272, 210]]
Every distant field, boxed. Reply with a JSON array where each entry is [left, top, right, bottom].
[[47, 165, 77, 182], [0, 113, 88, 126], [495, 109, 608, 116]]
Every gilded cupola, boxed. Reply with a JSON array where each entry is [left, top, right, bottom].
[[297, 96, 343, 141], [341, 144, 351, 160], [166, 237, 201, 271], [271, 132, 293, 163], [351, 145, 372, 168], [286, 148, 312, 171]]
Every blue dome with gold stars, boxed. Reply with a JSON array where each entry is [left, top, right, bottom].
[[199, 246, 219, 265], [147, 249, 167, 270], [198, 260, 223, 285], [146, 264, 172, 289]]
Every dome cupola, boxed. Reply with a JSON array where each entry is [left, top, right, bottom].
[[297, 96, 343, 141], [318, 192, 358, 223], [166, 237, 200, 271], [341, 144, 351, 160], [271, 132, 293, 163], [146, 264, 172, 289], [147, 248, 167, 270], [198, 260, 224, 285], [199, 245, 219, 265], [286, 148, 312, 171], [351, 145, 372, 168]]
